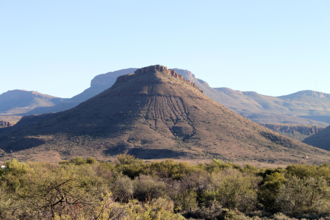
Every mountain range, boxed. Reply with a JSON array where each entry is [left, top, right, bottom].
[[214, 88, 330, 126], [1, 65, 328, 166], [1, 68, 328, 128]]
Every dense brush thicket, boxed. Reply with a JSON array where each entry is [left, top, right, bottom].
[[1, 156, 330, 220]]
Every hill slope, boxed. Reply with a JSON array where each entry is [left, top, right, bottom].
[[0, 65, 329, 165]]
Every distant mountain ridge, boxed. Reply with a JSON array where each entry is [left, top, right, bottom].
[[279, 90, 330, 99], [0, 90, 63, 116], [213, 88, 330, 126]]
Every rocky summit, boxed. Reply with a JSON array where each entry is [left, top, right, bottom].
[[0, 65, 329, 165]]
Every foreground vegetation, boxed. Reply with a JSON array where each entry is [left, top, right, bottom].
[[1, 156, 330, 219]]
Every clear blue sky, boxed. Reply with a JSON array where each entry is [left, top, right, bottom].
[[1, 1, 329, 98]]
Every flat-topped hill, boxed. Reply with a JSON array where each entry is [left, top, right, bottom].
[[0, 65, 329, 165]]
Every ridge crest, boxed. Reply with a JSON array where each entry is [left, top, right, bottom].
[[115, 65, 203, 93]]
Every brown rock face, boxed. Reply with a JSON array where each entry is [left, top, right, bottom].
[[115, 65, 203, 93], [173, 69, 195, 79]]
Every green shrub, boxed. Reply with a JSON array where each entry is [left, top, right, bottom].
[[276, 175, 330, 215], [203, 169, 261, 212], [86, 157, 97, 164], [133, 175, 166, 201], [258, 172, 287, 211], [111, 175, 133, 202], [69, 156, 86, 165], [205, 159, 241, 173], [148, 159, 195, 179]]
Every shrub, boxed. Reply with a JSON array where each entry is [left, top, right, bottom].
[[148, 159, 194, 179], [133, 175, 166, 201], [115, 154, 145, 178], [69, 156, 86, 165], [203, 169, 261, 212], [276, 175, 330, 215], [258, 172, 287, 211], [86, 157, 97, 164], [111, 175, 133, 202]]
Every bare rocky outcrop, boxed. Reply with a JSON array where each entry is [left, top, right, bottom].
[[115, 65, 203, 93], [172, 69, 195, 79]]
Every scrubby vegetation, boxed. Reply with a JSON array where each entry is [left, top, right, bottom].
[[1, 155, 330, 219]]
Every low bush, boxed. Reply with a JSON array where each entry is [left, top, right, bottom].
[[0, 155, 330, 219]]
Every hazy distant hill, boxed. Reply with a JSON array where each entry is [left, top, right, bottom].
[[213, 88, 330, 126], [0, 90, 63, 116], [240, 112, 328, 127], [0, 65, 329, 166]]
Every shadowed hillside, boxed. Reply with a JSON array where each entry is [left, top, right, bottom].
[[303, 125, 330, 150], [0, 65, 329, 166]]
